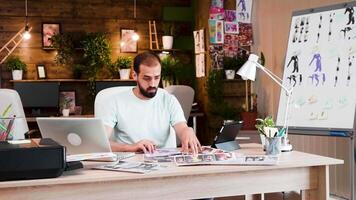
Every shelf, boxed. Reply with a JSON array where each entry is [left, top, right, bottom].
[[10, 79, 136, 83]]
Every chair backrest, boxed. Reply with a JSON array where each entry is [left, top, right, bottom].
[[94, 86, 134, 117], [164, 85, 195, 120], [0, 89, 28, 139]]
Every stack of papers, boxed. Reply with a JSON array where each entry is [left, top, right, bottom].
[[93, 161, 162, 174], [173, 153, 279, 166]]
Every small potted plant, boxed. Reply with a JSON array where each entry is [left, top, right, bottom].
[[162, 23, 175, 49], [115, 56, 132, 80], [61, 98, 73, 117], [4, 56, 27, 80], [223, 56, 237, 80]]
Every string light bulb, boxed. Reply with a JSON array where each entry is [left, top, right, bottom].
[[23, 0, 31, 40]]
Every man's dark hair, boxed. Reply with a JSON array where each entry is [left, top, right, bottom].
[[133, 51, 161, 74]]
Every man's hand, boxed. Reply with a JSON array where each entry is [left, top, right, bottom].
[[174, 122, 202, 155], [133, 139, 156, 153]]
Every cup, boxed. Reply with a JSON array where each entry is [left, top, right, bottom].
[[265, 137, 281, 155]]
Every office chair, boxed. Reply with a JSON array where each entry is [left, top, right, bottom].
[[94, 86, 177, 148], [0, 89, 29, 139], [165, 85, 195, 146]]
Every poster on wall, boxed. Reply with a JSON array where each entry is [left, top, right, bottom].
[[210, 0, 224, 20], [194, 29, 205, 54], [224, 34, 239, 57], [236, 0, 253, 23], [238, 23, 253, 46], [209, 20, 224, 44], [42, 23, 60, 49], [225, 10, 237, 22], [276, 2, 356, 131], [209, 45, 224, 69], [195, 54, 205, 78], [225, 22, 239, 34]]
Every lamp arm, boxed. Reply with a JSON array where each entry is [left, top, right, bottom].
[[256, 63, 292, 94]]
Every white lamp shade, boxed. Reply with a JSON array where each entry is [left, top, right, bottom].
[[236, 54, 259, 81]]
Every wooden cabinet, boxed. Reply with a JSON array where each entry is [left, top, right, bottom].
[[222, 79, 252, 111]]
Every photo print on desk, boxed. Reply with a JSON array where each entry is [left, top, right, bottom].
[[42, 23, 60, 49], [59, 91, 76, 114]]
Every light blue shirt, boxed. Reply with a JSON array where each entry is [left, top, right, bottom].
[[99, 88, 185, 148]]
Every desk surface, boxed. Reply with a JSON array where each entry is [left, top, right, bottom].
[[0, 144, 343, 200]]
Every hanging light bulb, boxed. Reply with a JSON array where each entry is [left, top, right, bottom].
[[22, 0, 31, 40], [132, 32, 139, 41], [23, 24, 31, 40]]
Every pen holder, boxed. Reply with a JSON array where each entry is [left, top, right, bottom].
[[265, 137, 281, 155]]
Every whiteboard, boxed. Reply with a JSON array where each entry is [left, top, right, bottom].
[[276, 2, 356, 131]]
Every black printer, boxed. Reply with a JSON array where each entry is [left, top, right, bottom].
[[0, 138, 66, 181]]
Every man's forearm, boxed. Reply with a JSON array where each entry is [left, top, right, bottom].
[[110, 141, 137, 152]]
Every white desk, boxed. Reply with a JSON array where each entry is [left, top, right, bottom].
[[0, 144, 343, 200]]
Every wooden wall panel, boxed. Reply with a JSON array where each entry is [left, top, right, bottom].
[[0, 0, 191, 84]]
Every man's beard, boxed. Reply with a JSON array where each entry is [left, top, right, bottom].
[[138, 82, 157, 98]]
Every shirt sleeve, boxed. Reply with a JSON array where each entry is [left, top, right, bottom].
[[168, 95, 187, 126], [95, 96, 118, 128]]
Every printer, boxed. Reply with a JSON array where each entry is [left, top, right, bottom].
[[0, 138, 66, 181]]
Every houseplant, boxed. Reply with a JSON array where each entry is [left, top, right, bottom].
[[223, 56, 237, 80], [162, 23, 175, 49], [61, 98, 73, 117], [4, 56, 27, 80], [81, 32, 111, 96], [115, 56, 132, 80], [160, 55, 179, 87]]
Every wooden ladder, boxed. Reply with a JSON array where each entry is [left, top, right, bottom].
[[0, 26, 32, 64], [148, 20, 159, 50]]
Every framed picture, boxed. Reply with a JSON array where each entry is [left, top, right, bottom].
[[42, 23, 60, 49], [36, 64, 47, 79], [120, 28, 138, 53], [59, 91, 76, 114]]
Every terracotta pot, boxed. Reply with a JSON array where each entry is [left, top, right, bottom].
[[241, 111, 257, 130]]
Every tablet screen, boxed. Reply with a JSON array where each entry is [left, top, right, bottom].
[[213, 121, 243, 144]]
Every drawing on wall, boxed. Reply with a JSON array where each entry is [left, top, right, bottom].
[[209, 45, 224, 69], [194, 29, 205, 54], [236, 0, 253, 23], [225, 22, 239, 34], [276, 2, 356, 131], [210, 0, 224, 20], [224, 34, 239, 57], [195, 54, 205, 78], [209, 20, 224, 44], [238, 23, 253, 46], [225, 10, 237, 22]]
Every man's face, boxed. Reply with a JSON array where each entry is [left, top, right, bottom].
[[135, 63, 161, 98]]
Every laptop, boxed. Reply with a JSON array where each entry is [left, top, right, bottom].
[[36, 117, 134, 162]]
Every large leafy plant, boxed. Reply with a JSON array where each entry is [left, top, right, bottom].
[[161, 55, 179, 84]]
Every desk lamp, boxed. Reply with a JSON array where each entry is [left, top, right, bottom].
[[236, 54, 293, 152]]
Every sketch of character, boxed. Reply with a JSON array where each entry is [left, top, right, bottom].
[[287, 75, 297, 87], [237, 0, 246, 12], [345, 6, 355, 25], [334, 57, 341, 87], [309, 53, 322, 72], [317, 14, 322, 43], [341, 27, 352, 39], [309, 74, 320, 86], [347, 55, 354, 86], [328, 13, 335, 41], [298, 17, 305, 43], [287, 55, 299, 73]]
